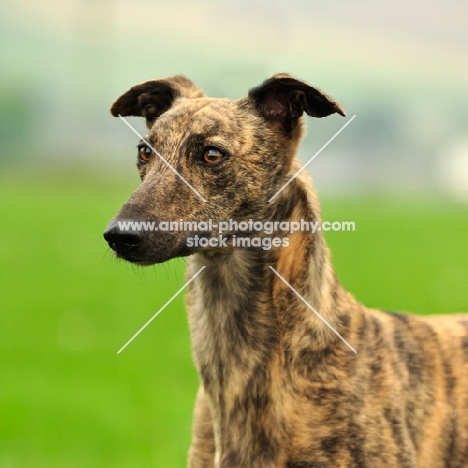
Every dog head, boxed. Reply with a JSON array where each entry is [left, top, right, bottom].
[[103, 74, 345, 264]]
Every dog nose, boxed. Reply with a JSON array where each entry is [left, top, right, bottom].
[[103, 221, 143, 252]]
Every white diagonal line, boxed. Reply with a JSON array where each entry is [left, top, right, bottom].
[[269, 266, 357, 353], [117, 265, 206, 354], [268, 115, 356, 202], [118, 115, 207, 202]]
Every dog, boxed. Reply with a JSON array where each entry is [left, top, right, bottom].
[[104, 74, 468, 467]]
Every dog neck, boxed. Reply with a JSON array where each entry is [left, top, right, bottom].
[[188, 170, 355, 350], [186, 169, 363, 464], [186, 169, 360, 417]]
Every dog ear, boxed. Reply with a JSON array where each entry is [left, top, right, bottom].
[[110, 75, 204, 128], [248, 73, 346, 132]]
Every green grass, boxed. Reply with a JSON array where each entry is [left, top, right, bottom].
[[322, 197, 468, 314], [0, 172, 467, 467]]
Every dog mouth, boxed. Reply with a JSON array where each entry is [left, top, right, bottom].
[[111, 242, 192, 265], [103, 220, 202, 265], [111, 249, 155, 266], [105, 236, 193, 265]]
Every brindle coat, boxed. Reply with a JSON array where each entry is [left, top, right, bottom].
[[104, 74, 468, 467]]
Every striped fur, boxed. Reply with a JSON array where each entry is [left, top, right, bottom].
[[105, 74, 468, 467]]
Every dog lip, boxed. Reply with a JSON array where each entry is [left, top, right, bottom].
[[114, 250, 151, 264], [106, 240, 140, 254], [115, 242, 191, 265]]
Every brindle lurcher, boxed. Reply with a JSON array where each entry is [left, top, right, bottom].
[[104, 74, 468, 467]]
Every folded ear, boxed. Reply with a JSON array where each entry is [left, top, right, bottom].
[[110, 75, 204, 128], [248, 73, 346, 133]]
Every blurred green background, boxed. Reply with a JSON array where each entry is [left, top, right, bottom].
[[1, 1, 468, 467]]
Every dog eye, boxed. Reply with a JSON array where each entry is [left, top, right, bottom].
[[201, 147, 225, 165], [138, 146, 152, 162]]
